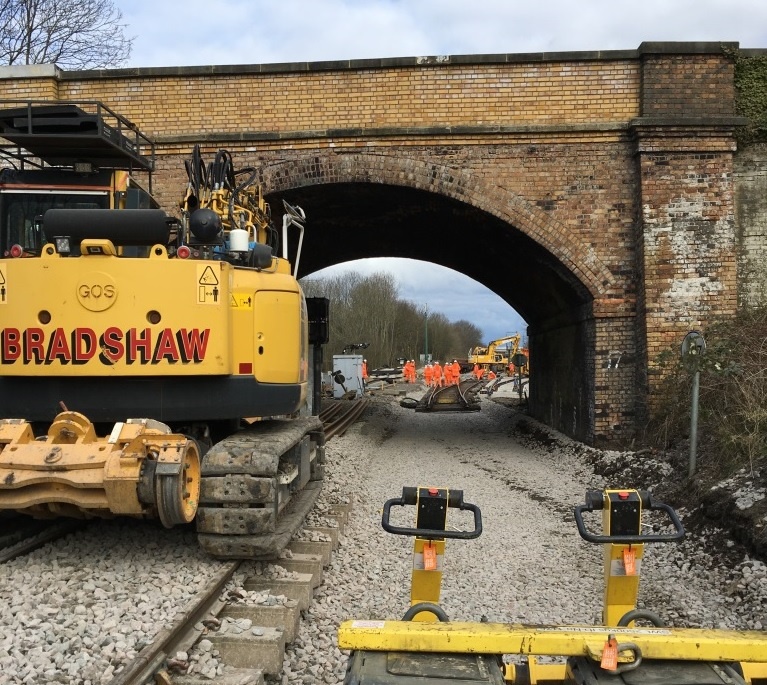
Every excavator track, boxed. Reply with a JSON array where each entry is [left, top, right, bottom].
[[195, 415, 326, 559]]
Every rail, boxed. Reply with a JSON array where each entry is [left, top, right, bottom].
[[110, 561, 240, 685], [0, 518, 86, 563], [321, 397, 369, 439], [415, 380, 483, 412]]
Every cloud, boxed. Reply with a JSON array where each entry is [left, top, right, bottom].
[[120, 0, 767, 68], [309, 258, 527, 343]]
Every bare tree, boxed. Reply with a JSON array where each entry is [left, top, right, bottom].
[[0, 0, 132, 69], [393, 300, 425, 362], [302, 271, 486, 371], [451, 319, 483, 358]]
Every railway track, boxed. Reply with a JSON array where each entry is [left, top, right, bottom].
[[320, 397, 369, 438], [0, 515, 87, 563], [408, 379, 483, 412], [120, 507, 352, 684], [0, 398, 368, 684]]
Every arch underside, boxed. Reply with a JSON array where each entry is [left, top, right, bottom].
[[266, 180, 599, 444], [269, 182, 593, 328]]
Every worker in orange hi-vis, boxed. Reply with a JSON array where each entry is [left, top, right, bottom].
[[409, 360, 416, 383], [473, 363, 483, 381], [432, 361, 443, 387], [424, 362, 433, 387], [487, 369, 497, 380], [452, 360, 461, 384], [362, 359, 369, 381], [442, 362, 452, 386]]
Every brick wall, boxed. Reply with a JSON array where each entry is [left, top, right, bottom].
[[735, 144, 767, 308], [49, 60, 640, 139], [639, 47, 738, 118], [0, 45, 747, 445]]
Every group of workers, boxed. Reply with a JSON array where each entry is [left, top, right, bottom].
[[363, 358, 508, 388], [471, 363, 495, 381], [423, 360, 464, 387]]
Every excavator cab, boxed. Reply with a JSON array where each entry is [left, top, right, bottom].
[[338, 488, 767, 685]]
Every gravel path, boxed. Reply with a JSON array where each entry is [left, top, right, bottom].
[[0, 523, 228, 684], [279, 394, 767, 685], [0, 394, 763, 685]]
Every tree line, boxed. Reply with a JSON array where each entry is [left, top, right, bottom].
[[301, 271, 484, 371]]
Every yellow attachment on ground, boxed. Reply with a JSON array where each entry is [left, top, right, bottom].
[[603, 541, 644, 626], [338, 620, 767, 665], [0, 412, 200, 527]]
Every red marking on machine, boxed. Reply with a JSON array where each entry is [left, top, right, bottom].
[[1, 327, 210, 365]]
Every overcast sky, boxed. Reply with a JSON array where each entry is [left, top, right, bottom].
[[119, 0, 765, 343]]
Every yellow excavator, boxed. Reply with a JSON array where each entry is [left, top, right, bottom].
[[0, 101, 328, 559], [339, 487, 767, 685], [468, 334, 521, 374]]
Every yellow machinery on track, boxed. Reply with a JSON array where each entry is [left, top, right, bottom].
[[338, 487, 767, 685], [468, 335, 521, 374], [0, 101, 328, 558]]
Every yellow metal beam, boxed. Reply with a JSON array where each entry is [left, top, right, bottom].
[[338, 620, 767, 664]]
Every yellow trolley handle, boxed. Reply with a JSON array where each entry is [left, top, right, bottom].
[[574, 489, 685, 544]]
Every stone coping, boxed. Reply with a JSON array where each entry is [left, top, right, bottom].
[[0, 42, 748, 82]]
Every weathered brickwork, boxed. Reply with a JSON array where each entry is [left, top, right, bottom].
[[0, 43, 750, 446], [734, 144, 767, 308], [640, 51, 738, 118]]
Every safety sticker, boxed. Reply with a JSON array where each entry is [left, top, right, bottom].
[[535, 626, 671, 635], [197, 265, 220, 305], [231, 293, 253, 309], [413, 551, 444, 571], [610, 558, 642, 576], [0, 267, 6, 304], [350, 621, 386, 629]]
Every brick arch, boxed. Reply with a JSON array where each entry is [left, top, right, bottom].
[[257, 152, 615, 299]]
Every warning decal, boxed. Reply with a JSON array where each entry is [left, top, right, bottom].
[[231, 293, 253, 309], [197, 265, 220, 304]]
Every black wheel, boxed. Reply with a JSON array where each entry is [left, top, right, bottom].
[[156, 439, 201, 528]]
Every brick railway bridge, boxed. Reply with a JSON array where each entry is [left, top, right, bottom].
[[3, 41, 766, 446]]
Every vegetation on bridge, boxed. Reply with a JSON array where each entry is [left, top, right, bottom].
[[727, 47, 767, 144]]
